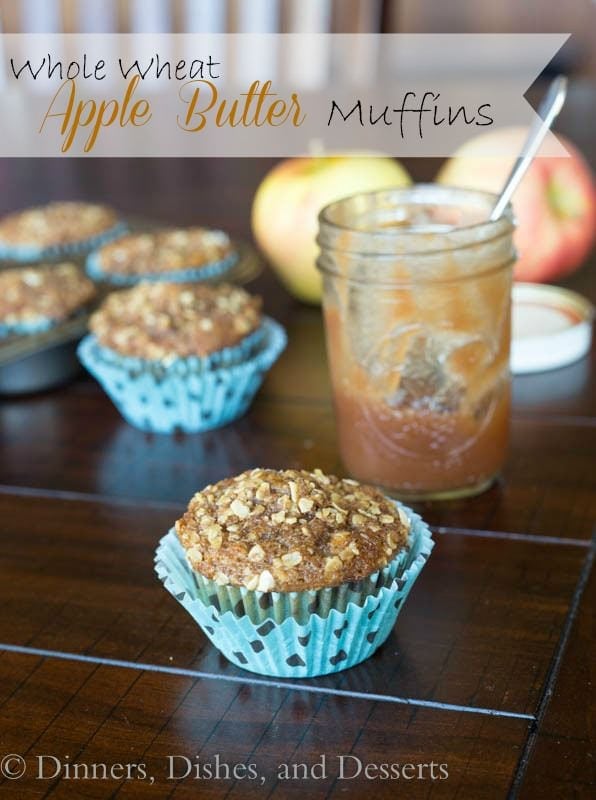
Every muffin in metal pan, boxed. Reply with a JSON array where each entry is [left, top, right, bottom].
[[0, 201, 125, 261], [86, 227, 237, 286]]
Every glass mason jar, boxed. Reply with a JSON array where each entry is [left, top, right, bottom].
[[317, 185, 515, 500]]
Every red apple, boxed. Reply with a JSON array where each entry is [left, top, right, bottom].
[[437, 127, 596, 282], [251, 155, 411, 303]]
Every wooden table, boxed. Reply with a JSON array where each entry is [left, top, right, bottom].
[[0, 85, 594, 799]]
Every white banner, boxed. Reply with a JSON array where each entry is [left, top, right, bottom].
[[0, 33, 570, 157]]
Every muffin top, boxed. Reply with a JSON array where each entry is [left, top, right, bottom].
[[176, 468, 410, 592], [94, 228, 233, 275], [0, 202, 118, 248], [90, 282, 262, 360], [0, 263, 96, 326]]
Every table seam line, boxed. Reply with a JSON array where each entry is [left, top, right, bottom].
[[0, 642, 536, 722], [506, 531, 596, 798], [435, 528, 591, 547], [0, 484, 183, 512]]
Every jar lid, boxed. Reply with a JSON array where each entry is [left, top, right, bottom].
[[511, 283, 594, 374]]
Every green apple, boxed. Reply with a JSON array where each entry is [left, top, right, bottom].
[[252, 155, 412, 303]]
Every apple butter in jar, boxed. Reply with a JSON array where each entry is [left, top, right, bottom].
[[317, 185, 515, 500]]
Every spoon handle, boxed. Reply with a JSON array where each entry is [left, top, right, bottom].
[[490, 75, 568, 221]]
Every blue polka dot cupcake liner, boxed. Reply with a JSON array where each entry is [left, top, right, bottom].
[[85, 249, 238, 286], [77, 316, 286, 434], [81, 318, 267, 375], [0, 222, 128, 263], [154, 503, 434, 678]]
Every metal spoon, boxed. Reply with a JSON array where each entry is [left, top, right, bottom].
[[490, 75, 568, 221]]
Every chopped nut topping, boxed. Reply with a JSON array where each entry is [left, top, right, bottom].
[[256, 570, 275, 592], [347, 541, 360, 556], [340, 546, 357, 562], [314, 468, 330, 485], [281, 551, 302, 568], [0, 263, 96, 328], [298, 497, 314, 514], [230, 499, 250, 519], [244, 575, 259, 590], [397, 506, 411, 530], [93, 227, 233, 276], [0, 202, 118, 248], [186, 546, 203, 564], [330, 532, 349, 551], [357, 508, 375, 519], [175, 468, 410, 592], [90, 282, 262, 361], [324, 556, 343, 575], [206, 525, 223, 549], [255, 482, 270, 501], [247, 544, 265, 562]]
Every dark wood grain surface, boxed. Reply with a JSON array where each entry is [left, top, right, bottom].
[[0, 492, 587, 716], [0, 81, 594, 798]]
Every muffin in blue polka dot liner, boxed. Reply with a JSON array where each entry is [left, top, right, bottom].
[[85, 227, 238, 286], [155, 468, 434, 678], [77, 281, 286, 434], [0, 202, 126, 262], [0, 263, 96, 338]]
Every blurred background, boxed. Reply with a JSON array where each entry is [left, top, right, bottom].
[[0, 0, 594, 302], [0, 0, 593, 82], [0, 2, 594, 444]]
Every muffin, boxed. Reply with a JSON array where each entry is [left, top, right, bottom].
[[0, 202, 125, 261], [155, 468, 434, 677], [0, 263, 96, 337], [77, 282, 286, 433], [86, 227, 237, 286], [89, 282, 262, 362]]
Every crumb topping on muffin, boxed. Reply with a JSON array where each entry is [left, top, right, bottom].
[[94, 228, 233, 275], [90, 282, 262, 360], [0, 202, 118, 248], [176, 468, 410, 592], [0, 263, 96, 326]]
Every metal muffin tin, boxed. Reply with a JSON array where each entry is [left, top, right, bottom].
[[0, 313, 90, 394], [0, 219, 263, 395]]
